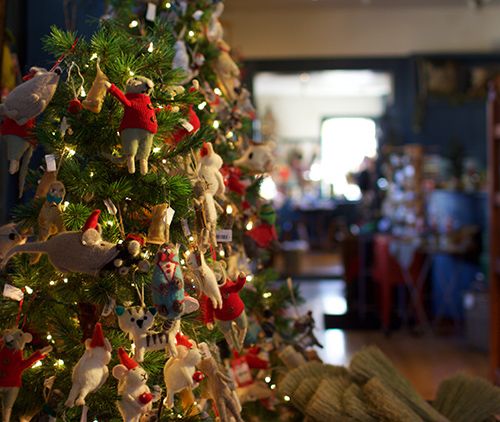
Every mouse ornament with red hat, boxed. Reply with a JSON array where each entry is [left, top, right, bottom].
[[0, 328, 52, 422], [65, 323, 112, 408], [101, 233, 150, 276], [166, 81, 201, 146], [113, 348, 162, 422]]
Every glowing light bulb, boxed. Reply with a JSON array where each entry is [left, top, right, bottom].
[[185, 250, 191, 257], [55, 359, 65, 367], [90, 53, 98, 61], [63, 278, 68, 283], [246, 221, 253, 231], [49, 281, 56, 286], [46, 334, 53, 341], [226, 131, 234, 139], [165, 1, 172, 8], [219, 250, 225, 257], [180, 259, 186, 265], [147, 42, 154, 53], [153, 147, 161, 153], [214, 88, 222, 96], [162, 159, 167, 164], [188, 236, 195, 242], [262, 292, 272, 299], [25, 286, 33, 294], [129, 70, 135, 76], [63, 201, 70, 210], [265, 376, 271, 383], [212, 120, 220, 129], [188, 30, 195, 37], [106, 220, 114, 226], [65, 147, 76, 157], [284, 395, 291, 402], [33, 361, 43, 368], [246, 275, 253, 282], [80, 87, 86, 97], [197, 101, 207, 110], [270, 384, 276, 390], [89, 171, 94, 177], [129, 20, 139, 28]]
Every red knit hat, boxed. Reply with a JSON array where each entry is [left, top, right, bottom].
[[83, 209, 101, 232], [126, 233, 145, 246], [118, 347, 138, 370], [90, 323, 105, 348], [200, 142, 210, 157], [175, 332, 193, 349]]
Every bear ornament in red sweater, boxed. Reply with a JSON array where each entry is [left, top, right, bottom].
[[200, 271, 248, 351], [0, 328, 51, 422], [105, 76, 163, 175]]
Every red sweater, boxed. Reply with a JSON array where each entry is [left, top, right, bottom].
[[108, 84, 159, 134], [201, 274, 246, 323], [0, 347, 45, 387], [1, 117, 36, 139]]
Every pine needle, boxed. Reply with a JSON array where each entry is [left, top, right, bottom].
[[433, 373, 500, 422]]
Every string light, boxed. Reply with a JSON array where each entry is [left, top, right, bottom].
[[185, 250, 191, 257], [129, 70, 135, 76], [262, 292, 272, 299], [162, 159, 167, 164], [219, 250, 225, 257], [214, 88, 222, 96], [90, 53, 98, 61], [153, 147, 161, 153], [264, 376, 271, 383], [188, 236, 195, 242], [54, 359, 65, 367], [226, 131, 234, 139], [46, 334, 53, 341], [197, 101, 207, 110], [49, 280, 56, 286], [25, 286, 33, 294], [106, 220, 114, 227], [63, 201, 70, 210], [270, 384, 276, 390], [63, 278, 68, 283], [284, 395, 291, 402], [33, 361, 43, 368], [80, 86, 87, 97], [165, 1, 172, 8], [90, 171, 94, 178], [180, 259, 186, 265], [188, 30, 195, 38], [246, 275, 253, 282], [212, 120, 220, 129], [246, 221, 253, 231], [226, 205, 233, 214], [129, 20, 139, 28], [147, 42, 154, 53], [65, 146, 76, 157]]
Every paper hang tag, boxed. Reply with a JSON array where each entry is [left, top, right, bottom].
[[146, 2, 157, 21], [165, 207, 175, 225], [192, 10, 203, 20], [101, 297, 116, 317], [3, 284, 24, 301], [181, 119, 194, 132], [181, 219, 191, 237], [45, 154, 57, 172], [59, 116, 70, 136], [103, 198, 118, 215], [216, 229, 232, 243], [231, 356, 253, 387]]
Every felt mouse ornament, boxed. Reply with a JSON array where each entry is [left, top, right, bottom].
[[105, 76, 162, 175], [193, 178, 223, 247], [113, 348, 161, 422], [147, 203, 171, 245], [30, 181, 66, 265], [187, 231, 223, 310], [197, 343, 243, 422], [169, 104, 200, 145], [0, 66, 61, 125], [0, 223, 27, 262], [101, 233, 150, 276], [82, 61, 108, 113], [34, 168, 57, 199], [65, 323, 112, 408], [213, 40, 240, 102], [200, 267, 248, 351], [198, 142, 225, 197], [163, 333, 202, 409], [0, 328, 52, 422], [1, 210, 120, 276], [206, 1, 224, 43], [234, 141, 276, 175]]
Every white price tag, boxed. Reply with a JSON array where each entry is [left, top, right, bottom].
[[45, 154, 57, 172], [216, 229, 232, 243], [166, 207, 175, 225], [3, 284, 24, 301], [181, 119, 194, 132], [146, 3, 157, 21]]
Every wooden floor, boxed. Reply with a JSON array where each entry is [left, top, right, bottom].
[[286, 252, 490, 400]]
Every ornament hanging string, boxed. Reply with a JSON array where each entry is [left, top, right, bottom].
[[50, 37, 79, 72], [67, 61, 85, 100]]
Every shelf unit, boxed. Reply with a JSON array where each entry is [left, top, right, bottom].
[[487, 82, 500, 385]]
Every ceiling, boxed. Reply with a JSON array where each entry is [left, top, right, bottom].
[[226, 0, 500, 10]]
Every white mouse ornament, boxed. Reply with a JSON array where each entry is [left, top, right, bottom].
[[234, 141, 276, 175], [163, 333, 203, 409], [113, 348, 161, 422], [65, 323, 112, 408], [198, 142, 225, 197]]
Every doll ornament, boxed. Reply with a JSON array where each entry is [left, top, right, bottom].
[[105, 76, 161, 175], [0, 328, 52, 422], [65, 323, 112, 408]]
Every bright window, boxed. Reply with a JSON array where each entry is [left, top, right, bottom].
[[320, 117, 377, 200]]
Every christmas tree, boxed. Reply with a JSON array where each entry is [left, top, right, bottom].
[[0, 2, 308, 421]]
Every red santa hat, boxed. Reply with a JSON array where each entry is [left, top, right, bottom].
[[118, 347, 138, 370], [89, 323, 105, 348], [200, 142, 211, 157], [126, 233, 145, 246], [82, 209, 101, 232], [175, 332, 193, 349]]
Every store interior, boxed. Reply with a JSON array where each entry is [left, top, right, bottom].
[[0, 0, 499, 420]]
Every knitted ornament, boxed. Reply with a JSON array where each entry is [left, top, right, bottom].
[[65, 323, 112, 408], [0, 328, 51, 422], [169, 105, 200, 145], [106, 76, 161, 175], [82, 209, 101, 233], [30, 181, 66, 265], [147, 203, 171, 244], [113, 348, 161, 422], [82, 61, 108, 113], [200, 273, 248, 351], [0, 66, 60, 125], [66, 63, 85, 115], [67, 98, 83, 114]]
